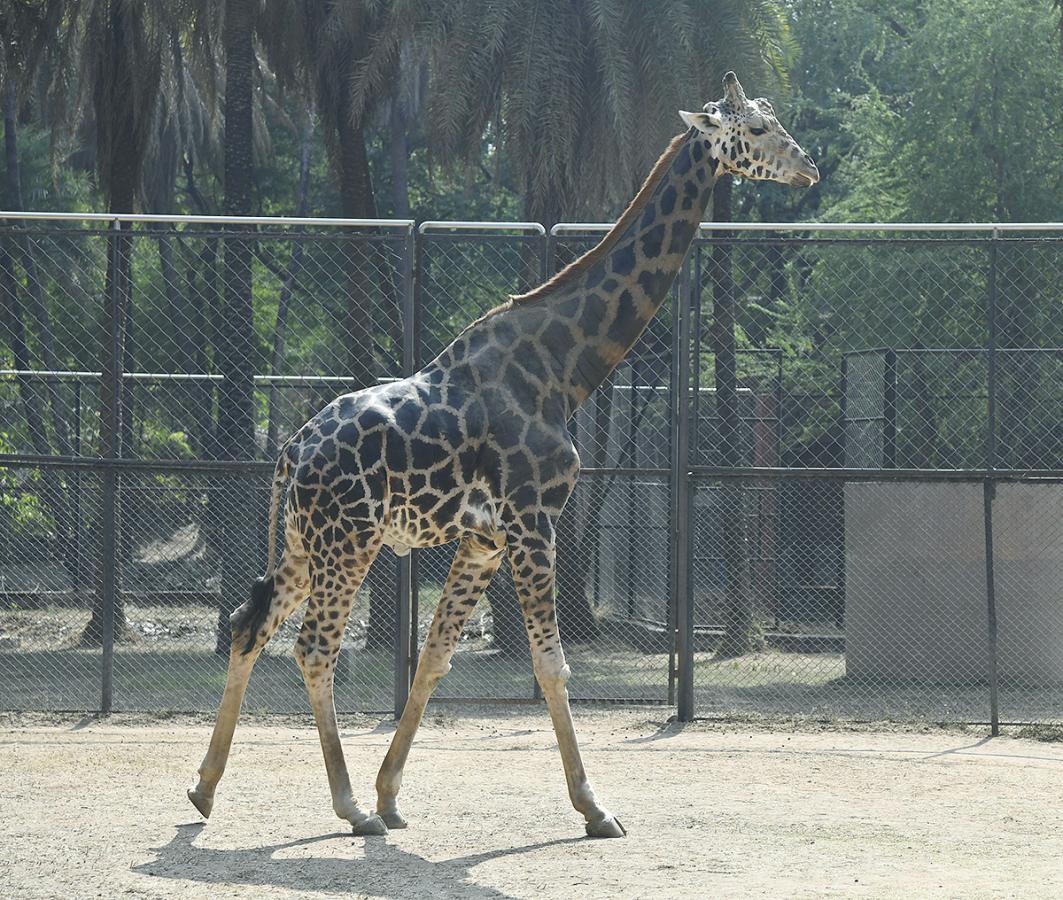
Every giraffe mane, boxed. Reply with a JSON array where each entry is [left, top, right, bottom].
[[511, 128, 694, 305], [452, 128, 694, 337]]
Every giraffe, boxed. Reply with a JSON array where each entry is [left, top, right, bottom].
[[187, 72, 818, 839]]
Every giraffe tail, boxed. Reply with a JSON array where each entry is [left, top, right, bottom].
[[264, 437, 297, 576], [232, 438, 297, 655]]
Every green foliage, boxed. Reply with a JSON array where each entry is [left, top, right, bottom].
[[408, 0, 794, 220], [4, 0, 1063, 473], [0, 433, 48, 536]]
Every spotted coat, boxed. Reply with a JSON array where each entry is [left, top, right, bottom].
[[189, 71, 819, 840]]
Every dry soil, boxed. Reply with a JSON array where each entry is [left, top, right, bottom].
[[2, 708, 1062, 899]]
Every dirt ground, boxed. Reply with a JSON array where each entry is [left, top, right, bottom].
[[2, 708, 1062, 899]]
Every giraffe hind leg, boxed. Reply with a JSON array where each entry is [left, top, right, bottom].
[[295, 540, 387, 835], [188, 549, 309, 817], [375, 535, 505, 828]]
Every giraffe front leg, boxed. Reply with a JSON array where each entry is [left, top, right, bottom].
[[508, 519, 626, 838], [296, 546, 387, 836], [375, 536, 505, 828]]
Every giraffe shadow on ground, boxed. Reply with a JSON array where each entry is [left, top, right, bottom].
[[622, 718, 686, 745], [132, 822, 585, 899]]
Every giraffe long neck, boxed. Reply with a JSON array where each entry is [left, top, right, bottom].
[[512, 129, 719, 412]]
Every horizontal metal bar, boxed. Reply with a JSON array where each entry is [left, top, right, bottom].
[[0, 210, 415, 229], [0, 454, 678, 479], [843, 347, 891, 357], [551, 223, 612, 235], [0, 454, 274, 473], [6, 212, 1063, 233], [700, 222, 1063, 232], [553, 221, 1063, 234], [0, 370, 400, 385], [689, 465, 1063, 482], [0, 229, 410, 247], [426, 696, 670, 707], [580, 467, 670, 477], [418, 220, 546, 234], [892, 347, 1063, 355]]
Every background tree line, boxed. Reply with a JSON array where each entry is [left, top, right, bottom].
[[3, 0, 1063, 656]]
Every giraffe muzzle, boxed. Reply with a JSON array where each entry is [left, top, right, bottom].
[[790, 157, 820, 187]]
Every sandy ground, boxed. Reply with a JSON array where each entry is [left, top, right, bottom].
[[2, 708, 1062, 900]]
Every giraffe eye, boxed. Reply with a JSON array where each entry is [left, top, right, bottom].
[[749, 126, 768, 136]]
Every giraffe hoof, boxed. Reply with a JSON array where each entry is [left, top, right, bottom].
[[351, 814, 389, 836], [187, 787, 214, 819], [378, 809, 408, 830], [585, 813, 626, 838]]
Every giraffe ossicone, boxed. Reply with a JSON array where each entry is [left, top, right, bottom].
[[188, 71, 817, 840]]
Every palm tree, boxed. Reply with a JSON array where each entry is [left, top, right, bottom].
[[39, 0, 212, 645], [259, 2, 421, 651], [259, 1, 403, 385], [387, 0, 794, 647], [1, 2, 75, 573], [211, 0, 259, 654], [383, 0, 792, 224]]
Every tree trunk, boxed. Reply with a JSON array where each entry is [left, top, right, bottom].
[[4, 85, 73, 460], [267, 117, 313, 457], [3, 82, 77, 585], [80, 203, 137, 644], [0, 243, 49, 455], [154, 229, 186, 429], [389, 98, 410, 219], [382, 93, 412, 366], [76, 0, 157, 646], [1, 87, 47, 453], [180, 158, 218, 459], [80, 220, 135, 645], [337, 111, 380, 390], [708, 178, 758, 658], [213, 0, 258, 654], [142, 134, 186, 440], [331, 103, 395, 653]]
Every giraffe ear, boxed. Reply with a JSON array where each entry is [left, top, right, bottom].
[[679, 109, 721, 132]]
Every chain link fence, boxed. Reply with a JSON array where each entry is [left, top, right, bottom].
[[2, 214, 1063, 728]]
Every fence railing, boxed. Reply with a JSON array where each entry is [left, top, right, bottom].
[[3, 212, 1063, 729]]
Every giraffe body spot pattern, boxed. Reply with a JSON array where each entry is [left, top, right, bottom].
[[192, 71, 817, 839]]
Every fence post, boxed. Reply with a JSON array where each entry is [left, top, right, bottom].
[[533, 228, 550, 703], [983, 230, 1000, 736], [99, 218, 122, 714], [672, 253, 695, 721], [394, 227, 417, 719], [73, 379, 85, 603]]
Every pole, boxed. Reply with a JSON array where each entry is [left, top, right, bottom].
[[73, 380, 84, 604], [673, 254, 695, 720], [983, 231, 1000, 735], [99, 219, 122, 714], [394, 229, 416, 719], [532, 229, 550, 703]]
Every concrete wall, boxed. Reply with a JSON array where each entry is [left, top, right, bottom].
[[845, 482, 1063, 684]]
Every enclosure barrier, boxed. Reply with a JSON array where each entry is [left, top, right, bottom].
[[3, 212, 1063, 730]]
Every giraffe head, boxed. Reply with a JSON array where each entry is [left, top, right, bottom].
[[680, 71, 818, 187]]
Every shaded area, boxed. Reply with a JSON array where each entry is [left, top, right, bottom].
[[133, 823, 587, 900]]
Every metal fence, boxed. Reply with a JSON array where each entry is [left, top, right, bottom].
[[3, 213, 1063, 730]]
